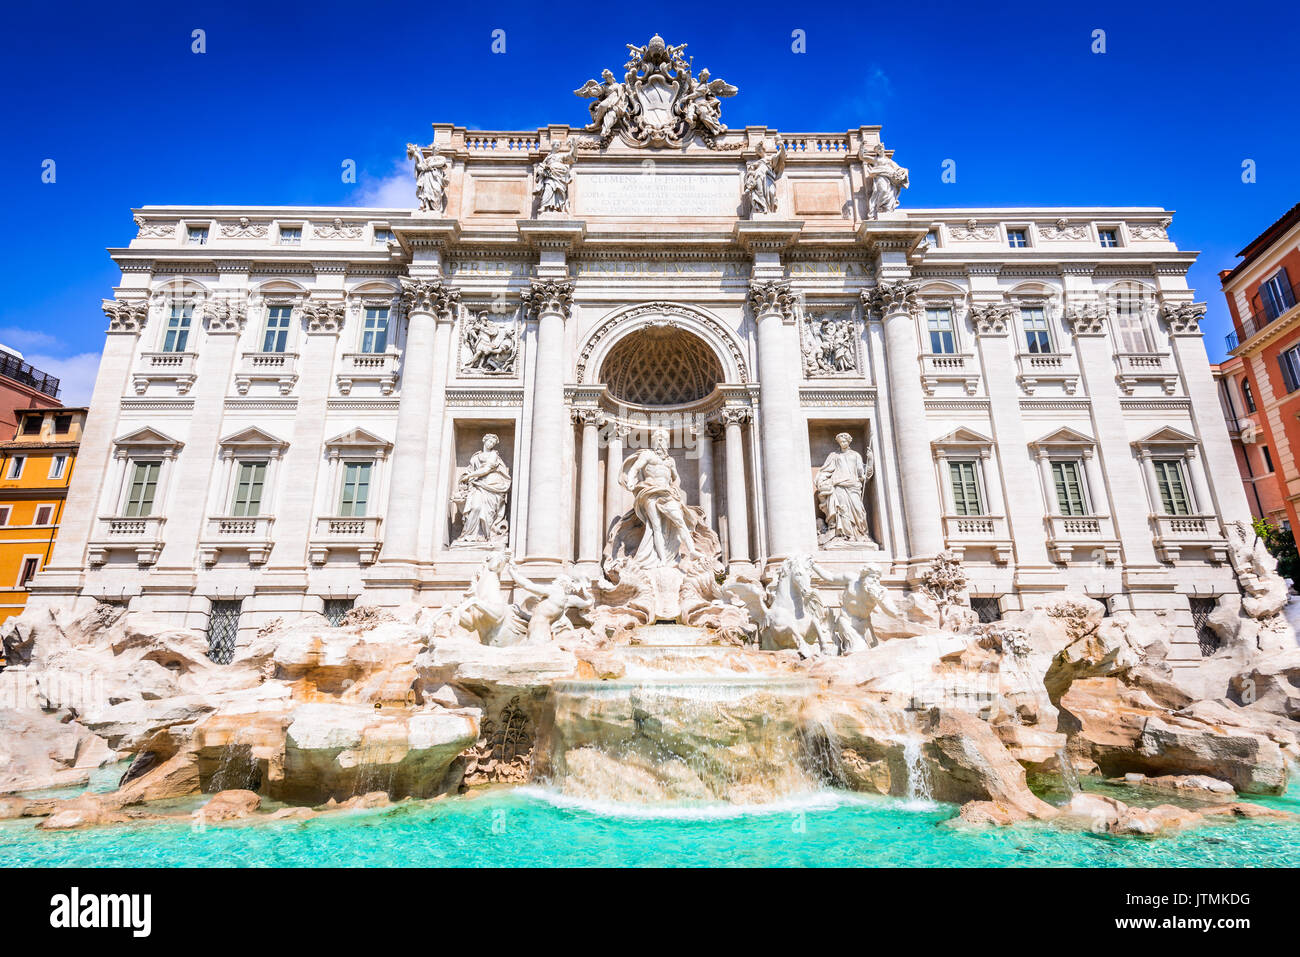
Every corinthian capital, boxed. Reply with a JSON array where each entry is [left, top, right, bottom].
[[201, 294, 248, 334], [301, 297, 346, 334], [747, 280, 798, 321], [970, 302, 1015, 336], [524, 278, 575, 320], [862, 280, 919, 317], [1161, 301, 1206, 337], [101, 298, 149, 334], [400, 277, 461, 320], [1063, 300, 1108, 336]]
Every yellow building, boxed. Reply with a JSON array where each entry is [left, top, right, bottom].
[[0, 406, 85, 625]]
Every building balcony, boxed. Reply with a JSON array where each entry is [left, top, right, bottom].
[[133, 352, 198, 395], [942, 514, 1011, 564], [919, 353, 980, 395], [1045, 514, 1120, 564], [234, 351, 299, 395], [87, 515, 166, 566], [309, 515, 383, 565], [1114, 352, 1179, 395], [1016, 352, 1080, 394], [0, 351, 60, 399], [1226, 279, 1300, 352], [1151, 513, 1228, 564], [199, 515, 275, 565], [337, 352, 399, 396]]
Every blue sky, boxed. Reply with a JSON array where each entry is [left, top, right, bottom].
[[2, 1, 1297, 404]]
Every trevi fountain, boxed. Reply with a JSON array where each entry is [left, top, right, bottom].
[[1, 36, 1299, 866]]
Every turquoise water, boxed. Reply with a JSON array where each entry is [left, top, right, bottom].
[[4, 784, 1300, 867]]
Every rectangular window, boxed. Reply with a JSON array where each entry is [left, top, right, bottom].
[[1242, 379, 1257, 412], [361, 307, 389, 353], [7, 456, 25, 479], [949, 460, 983, 516], [163, 301, 193, 353], [279, 226, 302, 245], [124, 460, 162, 517], [1260, 268, 1295, 320], [1051, 460, 1088, 516], [1262, 445, 1274, 473], [186, 226, 208, 245], [1021, 307, 1051, 353], [18, 557, 39, 588], [323, 597, 355, 626], [1007, 229, 1028, 248], [1098, 229, 1119, 248], [339, 462, 372, 516], [0, 506, 10, 525], [263, 306, 292, 353], [54, 414, 72, 433], [49, 455, 68, 480], [374, 228, 394, 244], [230, 461, 268, 517], [1115, 303, 1151, 354], [1280, 345, 1300, 394], [21, 415, 42, 435], [206, 600, 242, 665], [1153, 459, 1192, 515], [926, 307, 956, 354], [33, 505, 54, 525]]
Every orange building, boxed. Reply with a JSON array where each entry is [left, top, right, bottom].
[[0, 406, 86, 624], [0, 345, 63, 436], [1212, 354, 1287, 524], [1223, 202, 1300, 532]]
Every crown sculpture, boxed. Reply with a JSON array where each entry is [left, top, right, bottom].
[[574, 34, 739, 149]]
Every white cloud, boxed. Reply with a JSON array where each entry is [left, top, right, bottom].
[[0, 327, 61, 354], [354, 156, 417, 209], [22, 352, 102, 407]]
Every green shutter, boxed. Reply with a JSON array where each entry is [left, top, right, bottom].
[[231, 461, 267, 516], [340, 462, 371, 517], [949, 460, 983, 516], [1154, 460, 1190, 516], [125, 461, 160, 517], [1052, 460, 1087, 516]]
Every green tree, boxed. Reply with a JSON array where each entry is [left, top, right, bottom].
[[1251, 518, 1300, 583]]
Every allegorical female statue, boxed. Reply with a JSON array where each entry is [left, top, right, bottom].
[[862, 142, 909, 220], [407, 141, 450, 213], [743, 141, 784, 215], [451, 434, 511, 545], [533, 140, 576, 214], [815, 432, 876, 546]]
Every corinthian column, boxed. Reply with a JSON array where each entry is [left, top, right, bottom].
[[748, 281, 809, 559], [864, 281, 944, 563], [380, 277, 459, 565], [523, 278, 574, 563]]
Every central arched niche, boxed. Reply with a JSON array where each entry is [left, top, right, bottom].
[[599, 324, 724, 407]]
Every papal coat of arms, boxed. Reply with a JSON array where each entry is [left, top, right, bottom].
[[574, 35, 738, 149]]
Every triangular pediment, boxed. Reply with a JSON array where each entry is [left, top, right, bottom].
[[932, 427, 993, 448], [114, 426, 183, 449], [1031, 426, 1095, 447], [323, 427, 392, 450], [1134, 426, 1198, 446], [218, 426, 289, 448]]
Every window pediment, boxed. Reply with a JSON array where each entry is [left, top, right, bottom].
[[114, 426, 184, 451], [932, 427, 993, 456], [1030, 426, 1095, 449], [323, 427, 393, 454], [1133, 426, 1197, 448], [218, 426, 289, 451]]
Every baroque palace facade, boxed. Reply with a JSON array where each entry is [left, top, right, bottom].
[[31, 37, 1247, 673]]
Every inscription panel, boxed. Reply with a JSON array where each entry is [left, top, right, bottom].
[[576, 172, 739, 217]]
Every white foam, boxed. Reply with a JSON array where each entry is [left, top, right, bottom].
[[512, 785, 881, 821]]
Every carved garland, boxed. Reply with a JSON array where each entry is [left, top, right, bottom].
[[576, 301, 750, 384]]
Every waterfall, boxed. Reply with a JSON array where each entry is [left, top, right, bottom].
[[1056, 746, 1081, 799], [210, 730, 260, 793], [901, 735, 933, 804]]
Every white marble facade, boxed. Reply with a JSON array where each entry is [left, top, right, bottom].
[[31, 39, 1251, 673]]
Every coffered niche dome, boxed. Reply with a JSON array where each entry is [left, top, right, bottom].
[[600, 325, 724, 406]]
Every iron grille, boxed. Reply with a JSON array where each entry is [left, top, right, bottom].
[[970, 596, 1002, 623], [323, 598, 354, 626], [206, 600, 242, 665], [1190, 597, 1219, 657]]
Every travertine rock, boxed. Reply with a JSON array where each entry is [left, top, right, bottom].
[[195, 789, 261, 822]]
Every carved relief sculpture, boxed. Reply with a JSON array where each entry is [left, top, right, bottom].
[[533, 140, 576, 214], [801, 311, 858, 376], [815, 432, 877, 547], [461, 309, 519, 374], [451, 433, 512, 546], [575, 35, 737, 148]]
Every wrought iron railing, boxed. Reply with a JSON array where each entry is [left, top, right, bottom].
[[0, 352, 60, 398], [1227, 279, 1300, 351]]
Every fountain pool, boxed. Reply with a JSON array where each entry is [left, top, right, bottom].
[[3, 783, 1300, 868]]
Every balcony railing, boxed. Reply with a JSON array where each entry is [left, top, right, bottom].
[[1045, 513, 1120, 564], [1226, 279, 1300, 351], [1151, 513, 1228, 564], [134, 351, 199, 394], [337, 352, 399, 395], [200, 515, 275, 565], [88, 515, 166, 565], [1015, 351, 1080, 394], [1114, 352, 1178, 395], [941, 514, 1011, 563], [919, 353, 980, 395], [235, 351, 299, 395], [0, 352, 60, 398], [310, 515, 383, 564]]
